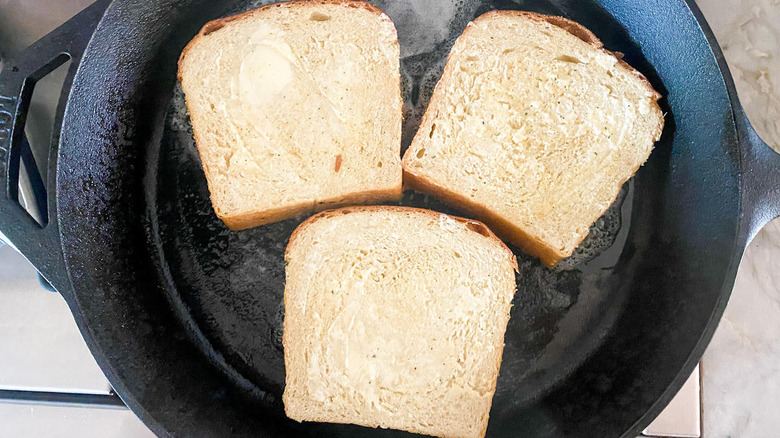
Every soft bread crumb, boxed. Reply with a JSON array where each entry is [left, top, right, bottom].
[[178, 1, 403, 230], [283, 206, 517, 438], [402, 11, 664, 266]]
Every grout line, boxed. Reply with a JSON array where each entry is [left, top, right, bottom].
[[698, 360, 704, 438]]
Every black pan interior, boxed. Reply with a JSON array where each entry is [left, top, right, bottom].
[[158, 0, 646, 418], [55, 0, 742, 437], [159, 0, 641, 407]]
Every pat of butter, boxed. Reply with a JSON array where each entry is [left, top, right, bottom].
[[231, 37, 296, 105]]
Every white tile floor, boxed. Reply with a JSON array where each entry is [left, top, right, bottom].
[[0, 404, 155, 438], [0, 244, 156, 436], [0, 246, 108, 393], [643, 367, 701, 438]]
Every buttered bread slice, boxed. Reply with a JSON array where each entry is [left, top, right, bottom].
[[403, 11, 664, 266], [178, 1, 403, 230], [283, 206, 517, 438]]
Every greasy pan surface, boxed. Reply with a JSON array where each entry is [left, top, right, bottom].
[[39, 0, 748, 436]]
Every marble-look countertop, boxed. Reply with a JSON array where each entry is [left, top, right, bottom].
[[696, 0, 780, 436]]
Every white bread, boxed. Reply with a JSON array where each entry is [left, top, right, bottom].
[[282, 206, 518, 438], [178, 1, 403, 230], [402, 11, 664, 266]]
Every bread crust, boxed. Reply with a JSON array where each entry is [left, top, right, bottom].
[[179, 0, 402, 230], [178, 0, 392, 76], [403, 169, 563, 267], [402, 10, 664, 267], [478, 10, 663, 112], [284, 205, 518, 271], [219, 186, 402, 230]]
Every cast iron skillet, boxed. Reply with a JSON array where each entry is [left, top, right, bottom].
[[1, 0, 779, 436]]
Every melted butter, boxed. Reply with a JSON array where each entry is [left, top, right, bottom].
[[229, 24, 297, 106], [303, 247, 498, 409], [220, 25, 354, 183], [231, 40, 295, 105], [226, 26, 351, 120]]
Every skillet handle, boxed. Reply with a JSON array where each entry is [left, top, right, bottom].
[[737, 105, 780, 244], [0, 0, 108, 287]]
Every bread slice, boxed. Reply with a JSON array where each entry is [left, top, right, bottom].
[[402, 11, 664, 266], [282, 206, 517, 438], [178, 1, 403, 230]]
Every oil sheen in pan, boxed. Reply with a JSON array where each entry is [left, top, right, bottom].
[[159, 0, 634, 410]]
